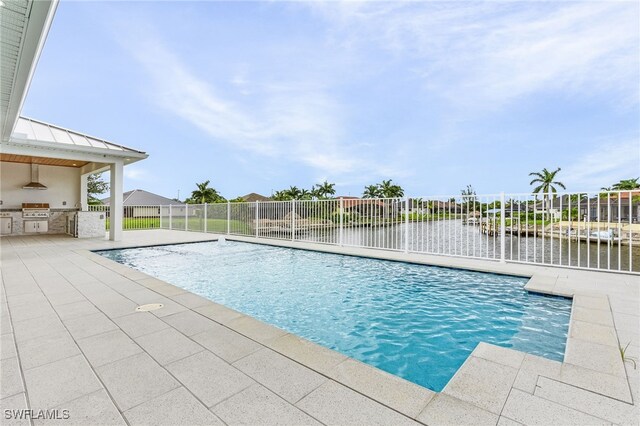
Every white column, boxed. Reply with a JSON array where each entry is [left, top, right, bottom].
[[109, 161, 123, 241], [80, 173, 89, 211]]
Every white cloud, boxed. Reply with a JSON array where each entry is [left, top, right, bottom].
[[114, 27, 405, 182], [561, 139, 640, 191], [103, 2, 637, 195], [310, 1, 639, 109]]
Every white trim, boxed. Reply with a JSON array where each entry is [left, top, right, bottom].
[[109, 161, 123, 241], [80, 173, 89, 211], [2, 1, 59, 141], [1, 139, 147, 164]]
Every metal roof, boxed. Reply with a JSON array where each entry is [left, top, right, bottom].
[[11, 116, 146, 155], [1, 0, 148, 169]]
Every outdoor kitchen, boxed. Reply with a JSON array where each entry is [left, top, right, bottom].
[[0, 203, 104, 238], [0, 118, 147, 241], [0, 0, 148, 242], [0, 161, 105, 238]]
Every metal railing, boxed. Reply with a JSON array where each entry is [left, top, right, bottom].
[[88, 205, 162, 230], [90, 190, 640, 273]]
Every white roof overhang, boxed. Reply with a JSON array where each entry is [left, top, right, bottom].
[[2, 116, 148, 173], [0, 1, 149, 174], [1, 0, 58, 141]]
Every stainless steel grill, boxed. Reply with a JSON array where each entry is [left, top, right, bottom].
[[22, 203, 50, 218]]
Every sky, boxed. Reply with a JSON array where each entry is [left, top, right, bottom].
[[22, 1, 640, 199]]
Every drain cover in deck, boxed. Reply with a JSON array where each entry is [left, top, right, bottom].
[[135, 303, 164, 312]]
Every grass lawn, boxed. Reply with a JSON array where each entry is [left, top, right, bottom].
[[106, 217, 249, 233]]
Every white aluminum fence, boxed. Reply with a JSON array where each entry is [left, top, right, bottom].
[[90, 190, 640, 273], [89, 205, 162, 230]]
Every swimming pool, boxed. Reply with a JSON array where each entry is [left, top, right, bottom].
[[98, 241, 571, 392]]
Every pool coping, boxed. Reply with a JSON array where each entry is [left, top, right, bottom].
[[84, 233, 636, 422]]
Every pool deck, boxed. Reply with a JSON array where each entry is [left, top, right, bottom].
[[0, 230, 638, 425]]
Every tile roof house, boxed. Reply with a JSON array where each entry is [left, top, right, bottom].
[[101, 189, 188, 219], [241, 193, 271, 202], [101, 189, 182, 206], [336, 196, 387, 217]]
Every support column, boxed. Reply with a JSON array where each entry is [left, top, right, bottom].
[[109, 161, 123, 241], [80, 173, 89, 211]]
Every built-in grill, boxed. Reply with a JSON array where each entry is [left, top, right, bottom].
[[22, 203, 50, 218]]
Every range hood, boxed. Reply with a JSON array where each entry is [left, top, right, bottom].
[[23, 164, 48, 190]]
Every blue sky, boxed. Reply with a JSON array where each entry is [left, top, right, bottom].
[[23, 1, 639, 199]]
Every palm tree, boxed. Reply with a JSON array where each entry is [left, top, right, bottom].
[[529, 167, 566, 195], [611, 178, 639, 191], [379, 180, 392, 198], [299, 189, 312, 200], [286, 186, 302, 200], [363, 180, 405, 199], [314, 181, 336, 199], [272, 190, 290, 201], [310, 187, 321, 200], [363, 185, 381, 198], [188, 180, 224, 204], [529, 167, 565, 218], [379, 179, 404, 198]]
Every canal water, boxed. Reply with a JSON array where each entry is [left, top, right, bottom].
[[298, 220, 639, 273]]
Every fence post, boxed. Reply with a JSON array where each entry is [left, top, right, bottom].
[[204, 203, 208, 233], [255, 201, 259, 238], [339, 198, 344, 246], [500, 192, 506, 263], [291, 200, 296, 241], [185, 204, 188, 231], [159, 205, 162, 229], [404, 197, 410, 252], [227, 202, 231, 235], [169, 205, 172, 230]]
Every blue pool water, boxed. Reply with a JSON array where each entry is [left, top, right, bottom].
[[97, 241, 571, 391]]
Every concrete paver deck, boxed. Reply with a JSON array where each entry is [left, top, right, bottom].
[[1, 230, 638, 425]]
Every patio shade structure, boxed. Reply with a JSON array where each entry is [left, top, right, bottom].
[[0, 0, 148, 240]]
